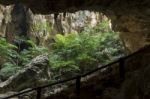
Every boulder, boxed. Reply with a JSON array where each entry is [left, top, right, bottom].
[[0, 55, 50, 93]]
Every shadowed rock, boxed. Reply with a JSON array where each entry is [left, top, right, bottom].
[[0, 55, 50, 93]]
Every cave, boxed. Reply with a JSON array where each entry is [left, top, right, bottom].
[[1, 0, 150, 52], [0, 0, 150, 99]]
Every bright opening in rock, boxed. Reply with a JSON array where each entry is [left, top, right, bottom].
[[0, 4, 125, 97]]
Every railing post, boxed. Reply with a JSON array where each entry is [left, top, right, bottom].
[[36, 87, 42, 99], [76, 76, 81, 96], [119, 58, 125, 80]]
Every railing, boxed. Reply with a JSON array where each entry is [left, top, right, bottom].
[[1, 45, 150, 99]]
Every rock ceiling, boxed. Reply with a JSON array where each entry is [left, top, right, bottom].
[[0, 0, 149, 14], [0, 0, 150, 51]]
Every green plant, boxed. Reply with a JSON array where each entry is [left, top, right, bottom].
[[0, 62, 20, 80], [19, 40, 49, 65], [0, 19, 124, 81], [0, 38, 18, 65], [31, 21, 52, 35], [0, 38, 20, 80], [48, 20, 124, 79], [0, 39, 49, 80]]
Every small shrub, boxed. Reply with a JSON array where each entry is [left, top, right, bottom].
[[48, 20, 124, 79], [0, 38, 18, 65], [18, 40, 49, 65], [0, 62, 20, 80]]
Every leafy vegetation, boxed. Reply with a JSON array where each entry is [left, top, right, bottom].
[[0, 38, 19, 80], [0, 20, 124, 81], [0, 38, 18, 66], [0, 38, 48, 80], [0, 62, 20, 80], [18, 40, 49, 66], [49, 20, 124, 79]]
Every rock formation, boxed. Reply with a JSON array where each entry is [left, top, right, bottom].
[[0, 5, 12, 38], [0, 1, 150, 98], [1, 0, 150, 52], [0, 55, 50, 93], [0, 4, 106, 48], [5, 4, 31, 43]]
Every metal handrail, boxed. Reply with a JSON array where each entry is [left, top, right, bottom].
[[2, 44, 150, 99]]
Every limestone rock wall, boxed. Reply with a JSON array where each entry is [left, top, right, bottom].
[[1, 0, 150, 52], [0, 4, 105, 47], [0, 4, 31, 43], [0, 5, 12, 37], [106, 8, 150, 52], [31, 11, 105, 46]]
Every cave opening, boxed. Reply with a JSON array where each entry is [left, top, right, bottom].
[[0, 3, 125, 89], [0, 1, 150, 98]]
